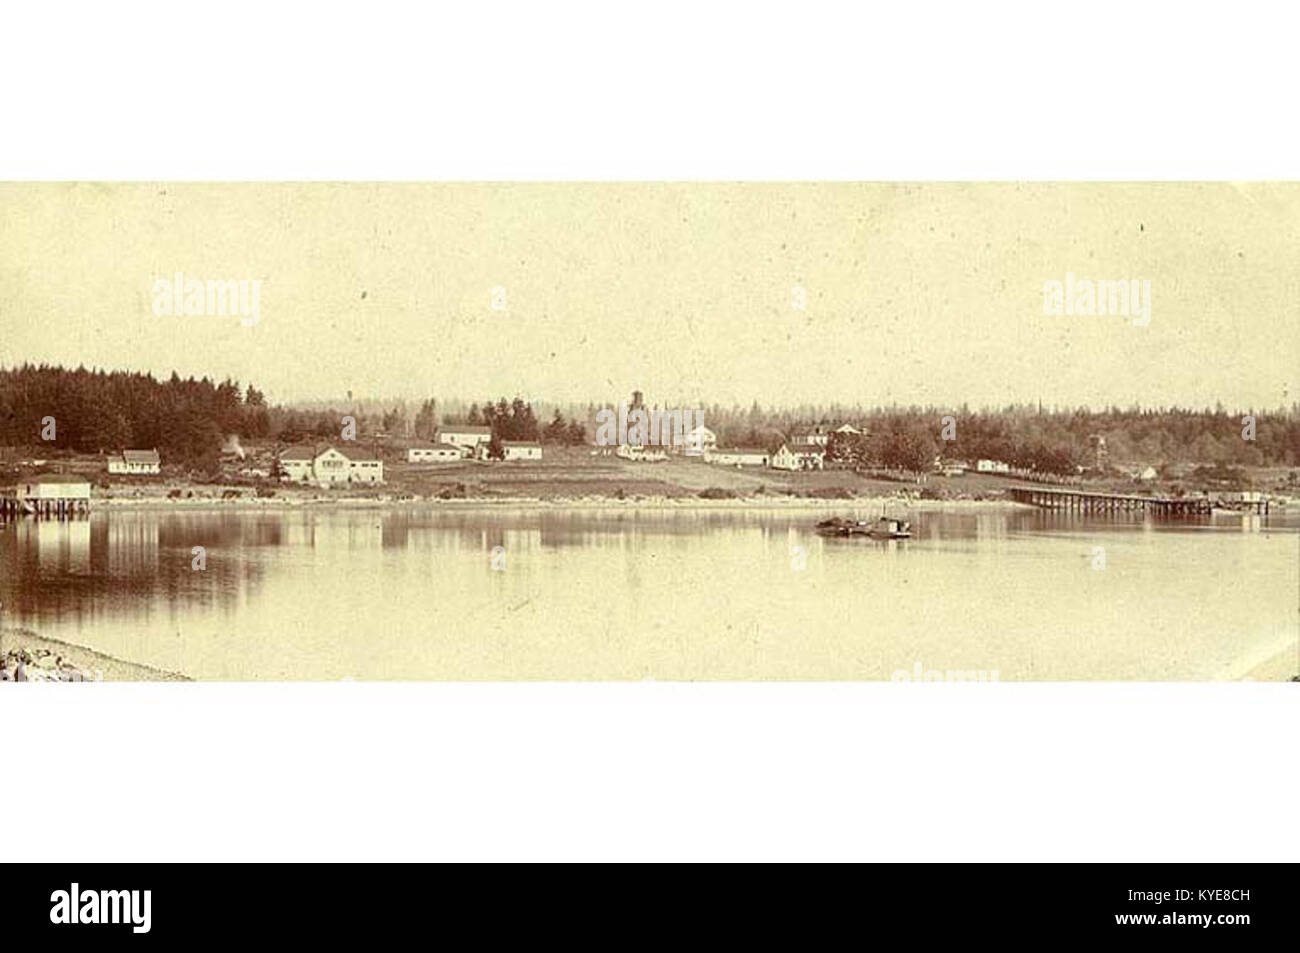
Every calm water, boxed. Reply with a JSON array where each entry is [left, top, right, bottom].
[[1, 506, 1296, 680]]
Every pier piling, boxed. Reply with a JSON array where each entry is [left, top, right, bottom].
[[1008, 486, 1232, 516]]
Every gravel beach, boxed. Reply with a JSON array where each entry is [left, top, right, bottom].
[[1, 627, 188, 682]]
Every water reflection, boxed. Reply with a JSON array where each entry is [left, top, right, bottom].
[[0, 506, 1295, 681]]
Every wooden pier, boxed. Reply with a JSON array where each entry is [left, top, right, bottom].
[[1008, 486, 1268, 516], [1, 495, 93, 519], [2, 475, 95, 520]]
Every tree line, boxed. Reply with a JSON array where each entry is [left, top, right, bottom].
[[0, 364, 268, 471], [3, 365, 1297, 473], [699, 402, 1299, 474]]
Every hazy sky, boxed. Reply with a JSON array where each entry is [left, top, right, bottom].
[[1, 182, 1295, 410]]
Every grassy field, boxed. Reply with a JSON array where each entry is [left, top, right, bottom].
[[4, 444, 1294, 504], [380, 450, 1026, 500]]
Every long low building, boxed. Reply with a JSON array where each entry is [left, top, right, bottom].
[[705, 447, 770, 467], [616, 444, 667, 462], [501, 441, 542, 461], [407, 444, 469, 463]]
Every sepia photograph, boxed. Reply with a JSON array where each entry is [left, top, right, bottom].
[[1, 183, 1296, 682], [0, 0, 1297, 907]]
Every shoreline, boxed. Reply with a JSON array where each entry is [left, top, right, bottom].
[[90, 494, 1024, 514], [1, 627, 189, 682], [81, 489, 1294, 516], [4, 617, 1292, 683], [5, 623, 1292, 683]]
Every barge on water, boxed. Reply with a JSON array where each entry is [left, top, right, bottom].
[[814, 515, 912, 539]]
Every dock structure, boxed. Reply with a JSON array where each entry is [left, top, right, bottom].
[[1, 475, 94, 520], [1007, 486, 1268, 516], [1, 496, 93, 519]]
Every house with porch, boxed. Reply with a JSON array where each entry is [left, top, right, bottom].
[[771, 442, 825, 471], [107, 449, 161, 475]]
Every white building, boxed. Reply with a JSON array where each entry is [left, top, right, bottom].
[[279, 445, 385, 486], [107, 449, 161, 475], [790, 427, 830, 448], [705, 447, 770, 467], [976, 459, 1011, 474], [682, 424, 717, 455], [407, 444, 468, 463], [16, 476, 92, 501], [340, 448, 385, 484], [501, 441, 543, 461], [616, 444, 667, 462], [278, 446, 318, 483], [310, 447, 354, 485], [439, 426, 492, 451], [770, 442, 825, 471], [834, 423, 861, 436]]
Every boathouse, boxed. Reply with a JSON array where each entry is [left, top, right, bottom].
[[16, 475, 92, 501], [1, 475, 93, 519]]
